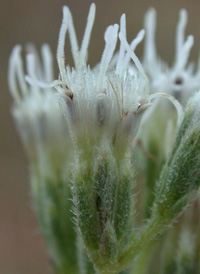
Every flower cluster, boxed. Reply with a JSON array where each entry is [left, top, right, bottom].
[[27, 5, 153, 158], [8, 3, 200, 274]]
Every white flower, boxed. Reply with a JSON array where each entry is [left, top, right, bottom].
[[56, 4, 152, 153], [143, 8, 200, 105], [8, 44, 71, 174], [26, 4, 183, 155], [8, 43, 78, 271]]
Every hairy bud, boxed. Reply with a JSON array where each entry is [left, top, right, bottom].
[[153, 91, 200, 221], [72, 147, 135, 273]]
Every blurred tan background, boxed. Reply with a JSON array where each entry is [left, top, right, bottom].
[[1, 0, 200, 273]]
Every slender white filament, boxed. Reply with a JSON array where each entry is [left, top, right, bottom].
[[122, 29, 145, 72], [175, 35, 194, 71], [116, 14, 126, 74], [119, 32, 149, 89], [65, 7, 79, 68], [41, 44, 54, 81], [26, 54, 37, 79], [8, 46, 21, 102], [98, 24, 119, 89], [149, 93, 184, 126], [144, 8, 157, 65], [57, 6, 69, 83], [80, 3, 96, 64], [25, 76, 62, 89], [176, 9, 187, 61], [8, 45, 28, 102]]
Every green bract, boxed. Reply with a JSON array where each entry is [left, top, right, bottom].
[[153, 91, 200, 221]]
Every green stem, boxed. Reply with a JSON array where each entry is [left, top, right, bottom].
[[77, 232, 87, 274], [119, 216, 164, 270], [76, 230, 95, 274], [55, 262, 76, 274], [133, 242, 155, 274]]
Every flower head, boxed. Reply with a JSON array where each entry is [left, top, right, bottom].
[[26, 4, 155, 158], [26, 4, 184, 157], [58, 5, 153, 156], [8, 44, 77, 272], [143, 8, 200, 105], [8, 44, 72, 173]]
